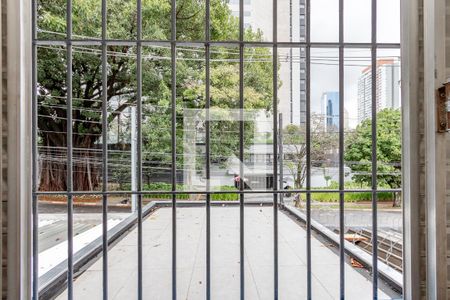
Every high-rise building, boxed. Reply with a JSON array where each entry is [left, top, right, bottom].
[[227, 0, 307, 126], [319, 91, 350, 132], [321, 92, 339, 132], [357, 59, 401, 123]]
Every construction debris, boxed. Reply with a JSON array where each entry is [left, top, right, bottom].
[[344, 233, 368, 243], [350, 257, 364, 268]]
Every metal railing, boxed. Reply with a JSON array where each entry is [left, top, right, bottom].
[[31, 0, 402, 299]]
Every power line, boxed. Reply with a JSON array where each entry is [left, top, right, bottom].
[[37, 44, 399, 66]]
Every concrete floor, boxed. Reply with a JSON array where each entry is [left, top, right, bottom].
[[57, 207, 401, 300]]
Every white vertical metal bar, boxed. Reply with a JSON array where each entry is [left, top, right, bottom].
[[131, 106, 137, 213], [289, 0, 293, 124], [279, 114, 284, 206]]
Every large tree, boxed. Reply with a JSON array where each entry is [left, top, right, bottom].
[[141, 46, 273, 179], [344, 108, 402, 206], [37, 0, 273, 191], [283, 114, 339, 190]]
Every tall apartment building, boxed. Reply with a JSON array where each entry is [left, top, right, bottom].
[[320, 91, 349, 133], [357, 59, 401, 123], [227, 0, 307, 126], [321, 91, 339, 131]]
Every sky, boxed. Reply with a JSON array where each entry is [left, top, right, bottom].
[[242, 0, 401, 128], [310, 0, 400, 128], [40, 0, 401, 129]]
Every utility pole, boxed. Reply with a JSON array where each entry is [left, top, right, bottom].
[[279, 113, 284, 206], [289, 0, 293, 124], [131, 106, 137, 212]]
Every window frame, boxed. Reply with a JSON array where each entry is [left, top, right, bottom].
[[24, 0, 419, 300]]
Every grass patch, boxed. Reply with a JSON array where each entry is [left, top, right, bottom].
[[310, 192, 394, 203], [211, 186, 239, 201], [308, 181, 396, 203]]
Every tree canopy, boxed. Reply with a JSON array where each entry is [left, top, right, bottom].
[[37, 0, 274, 191], [344, 108, 401, 189]]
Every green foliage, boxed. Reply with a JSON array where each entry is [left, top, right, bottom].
[[211, 186, 239, 201], [344, 109, 401, 189], [146, 184, 191, 200], [109, 163, 131, 190], [310, 191, 394, 203], [37, 0, 275, 190]]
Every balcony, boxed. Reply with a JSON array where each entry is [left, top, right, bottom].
[[37, 200, 402, 299]]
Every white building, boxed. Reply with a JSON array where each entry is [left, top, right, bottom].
[[357, 59, 401, 123]]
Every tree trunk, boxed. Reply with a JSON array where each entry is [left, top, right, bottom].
[[294, 193, 303, 208], [39, 157, 68, 191], [392, 191, 402, 208], [39, 134, 101, 191], [73, 149, 101, 191]]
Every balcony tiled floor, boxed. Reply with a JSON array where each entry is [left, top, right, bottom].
[[57, 206, 400, 299]]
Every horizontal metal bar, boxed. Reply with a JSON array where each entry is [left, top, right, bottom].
[[34, 188, 401, 196], [33, 39, 400, 49]]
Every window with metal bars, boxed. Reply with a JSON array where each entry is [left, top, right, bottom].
[[32, 0, 402, 299]]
